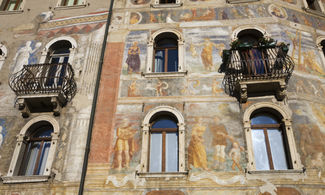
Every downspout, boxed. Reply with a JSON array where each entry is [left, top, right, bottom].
[[78, 0, 115, 194]]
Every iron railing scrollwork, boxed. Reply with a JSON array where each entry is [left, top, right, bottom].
[[218, 45, 295, 97], [9, 63, 77, 102]]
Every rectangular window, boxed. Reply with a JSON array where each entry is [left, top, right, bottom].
[[159, 0, 176, 3], [61, 0, 82, 6], [1, 0, 22, 11]]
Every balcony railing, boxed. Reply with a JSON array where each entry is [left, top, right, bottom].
[[218, 44, 294, 102], [9, 63, 77, 101]]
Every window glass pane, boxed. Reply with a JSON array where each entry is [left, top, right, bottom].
[[152, 118, 177, 129], [7, 0, 18, 11], [34, 128, 53, 137], [251, 114, 278, 125], [251, 130, 270, 170], [38, 142, 51, 175], [149, 133, 162, 172], [154, 50, 165, 72], [67, 0, 75, 6], [165, 132, 178, 172], [268, 129, 288, 170], [25, 142, 40, 175], [167, 49, 178, 72]]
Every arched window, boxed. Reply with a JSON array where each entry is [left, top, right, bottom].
[[4, 116, 60, 183], [154, 32, 178, 73], [139, 106, 186, 177], [243, 103, 302, 172], [149, 114, 178, 172], [46, 40, 72, 64], [250, 112, 291, 170], [237, 29, 263, 46], [320, 40, 325, 56], [18, 122, 53, 176]]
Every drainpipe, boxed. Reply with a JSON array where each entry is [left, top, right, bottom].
[[78, 0, 115, 194]]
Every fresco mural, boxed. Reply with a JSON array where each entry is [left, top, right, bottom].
[[12, 40, 42, 73], [111, 118, 140, 172], [122, 31, 148, 75], [186, 103, 245, 172], [269, 4, 288, 19]]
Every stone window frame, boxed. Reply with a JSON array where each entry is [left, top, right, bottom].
[[39, 36, 77, 65], [243, 102, 303, 173], [0, 42, 7, 71], [226, 0, 260, 4], [143, 29, 186, 78], [137, 106, 187, 178], [0, 0, 25, 14], [55, 0, 87, 10], [151, 0, 182, 8], [2, 115, 60, 183], [302, 0, 325, 17], [316, 36, 325, 68], [231, 25, 270, 42]]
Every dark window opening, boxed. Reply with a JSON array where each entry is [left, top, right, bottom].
[[159, 0, 176, 4], [154, 32, 178, 72], [149, 112, 179, 172], [321, 40, 325, 56], [61, 0, 81, 6], [307, 0, 321, 11]]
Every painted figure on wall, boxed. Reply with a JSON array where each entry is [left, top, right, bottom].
[[269, 5, 287, 19], [130, 12, 141, 25], [210, 120, 228, 169], [200, 38, 218, 71], [229, 142, 243, 171], [12, 41, 42, 73], [188, 118, 208, 170], [112, 120, 138, 171], [155, 80, 168, 96], [311, 104, 325, 129], [126, 42, 141, 73], [128, 81, 139, 97], [298, 124, 325, 169], [301, 51, 325, 75]]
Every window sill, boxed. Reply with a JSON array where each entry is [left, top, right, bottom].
[[136, 171, 188, 178], [247, 169, 305, 174], [151, 3, 182, 8], [303, 7, 325, 18], [227, 0, 260, 4], [1, 175, 50, 184], [0, 10, 23, 15], [54, 4, 87, 10], [142, 71, 187, 78]]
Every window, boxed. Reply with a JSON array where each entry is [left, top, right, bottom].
[[144, 29, 185, 78], [303, 0, 325, 16], [138, 106, 186, 177], [3, 116, 59, 183], [0, 0, 22, 11], [154, 33, 178, 73], [18, 124, 53, 176], [159, 0, 176, 3], [149, 115, 178, 172], [251, 113, 290, 170], [46, 40, 72, 64], [60, 0, 83, 6], [243, 103, 302, 172]]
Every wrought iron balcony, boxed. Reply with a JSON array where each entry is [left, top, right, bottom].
[[9, 63, 77, 117], [219, 44, 294, 103]]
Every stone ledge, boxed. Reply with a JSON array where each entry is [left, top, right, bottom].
[[142, 71, 187, 78], [54, 4, 87, 10], [136, 171, 188, 178], [0, 10, 23, 15], [227, 0, 260, 4], [151, 3, 182, 8], [1, 175, 50, 184]]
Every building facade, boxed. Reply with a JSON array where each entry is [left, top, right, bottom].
[[84, 0, 325, 195], [0, 0, 109, 194]]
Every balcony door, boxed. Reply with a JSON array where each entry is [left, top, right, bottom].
[[46, 41, 72, 87]]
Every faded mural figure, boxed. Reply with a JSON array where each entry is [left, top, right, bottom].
[[229, 142, 243, 171], [113, 120, 137, 171], [0, 125, 3, 147], [130, 13, 140, 24], [126, 42, 141, 73], [155, 80, 168, 96], [302, 51, 325, 75], [210, 120, 228, 169], [298, 124, 325, 170], [128, 81, 139, 97], [199, 38, 218, 71], [312, 104, 325, 128], [188, 118, 208, 170], [13, 41, 42, 73]]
